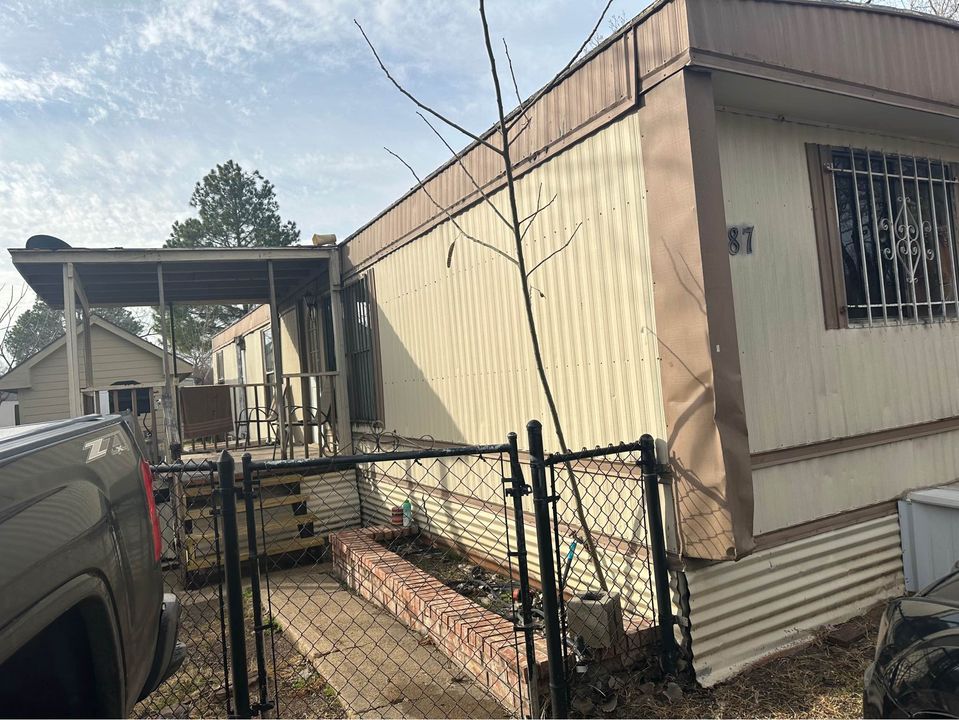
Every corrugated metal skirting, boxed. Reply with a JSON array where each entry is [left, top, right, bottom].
[[685, 514, 904, 686]]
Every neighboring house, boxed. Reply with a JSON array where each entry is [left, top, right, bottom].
[[0, 316, 194, 429], [329, 0, 959, 686], [0, 392, 18, 427]]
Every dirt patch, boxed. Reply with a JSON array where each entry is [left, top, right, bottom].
[[387, 535, 523, 622], [571, 605, 882, 719], [134, 582, 345, 718]]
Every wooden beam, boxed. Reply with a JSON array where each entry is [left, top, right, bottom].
[[328, 250, 352, 451], [63, 263, 82, 417], [268, 261, 288, 459]]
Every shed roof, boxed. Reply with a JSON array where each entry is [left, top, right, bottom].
[[9, 246, 335, 308], [0, 315, 194, 391]]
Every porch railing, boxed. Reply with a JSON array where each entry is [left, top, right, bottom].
[[182, 372, 339, 460]]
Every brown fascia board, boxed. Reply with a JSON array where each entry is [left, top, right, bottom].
[[343, 0, 959, 277]]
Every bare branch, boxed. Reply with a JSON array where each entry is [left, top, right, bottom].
[[526, 222, 582, 278], [384, 146, 518, 267], [505, 0, 615, 132], [355, 20, 502, 155], [479, 0, 609, 590], [520, 193, 559, 242], [501, 39, 533, 146], [416, 112, 513, 231], [0, 284, 29, 372]]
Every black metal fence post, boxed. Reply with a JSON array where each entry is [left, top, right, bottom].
[[507, 432, 540, 718], [527, 420, 568, 719], [640, 434, 677, 672], [217, 450, 252, 719], [242, 453, 272, 715]]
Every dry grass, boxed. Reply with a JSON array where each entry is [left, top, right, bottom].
[[592, 605, 883, 719]]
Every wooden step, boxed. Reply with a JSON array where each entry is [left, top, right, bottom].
[[180, 473, 304, 497], [188, 513, 318, 541], [185, 493, 308, 520], [185, 534, 326, 571]]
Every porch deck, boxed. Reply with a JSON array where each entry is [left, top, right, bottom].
[[180, 441, 331, 468]]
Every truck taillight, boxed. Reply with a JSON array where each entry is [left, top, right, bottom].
[[140, 459, 162, 563]]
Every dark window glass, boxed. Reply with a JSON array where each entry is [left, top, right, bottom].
[[343, 276, 378, 422], [830, 148, 958, 325]]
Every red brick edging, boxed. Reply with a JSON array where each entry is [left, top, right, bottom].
[[330, 525, 548, 713]]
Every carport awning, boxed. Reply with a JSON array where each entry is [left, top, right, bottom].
[[9, 246, 335, 308]]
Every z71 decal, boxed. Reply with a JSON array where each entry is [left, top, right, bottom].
[[82, 431, 129, 463]]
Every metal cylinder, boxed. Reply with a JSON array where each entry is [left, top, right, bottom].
[[526, 420, 568, 719], [217, 450, 251, 719], [507, 432, 540, 717], [640, 433, 677, 672], [242, 453, 271, 714]]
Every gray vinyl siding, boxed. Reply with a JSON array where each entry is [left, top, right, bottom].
[[18, 325, 167, 424]]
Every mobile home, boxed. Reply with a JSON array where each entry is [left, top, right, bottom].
[[333, 0, 959, 683]]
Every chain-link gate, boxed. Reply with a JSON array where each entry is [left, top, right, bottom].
[[134, 423, 676, 719], [134, 460, 235, 719], [529, 422, 677, 717], [242, 437, 533, 718]]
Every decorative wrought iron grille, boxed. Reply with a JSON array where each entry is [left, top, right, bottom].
[[828, 148, 959, 325]]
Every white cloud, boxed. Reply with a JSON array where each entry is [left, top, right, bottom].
[[0, 0, 652, 312]]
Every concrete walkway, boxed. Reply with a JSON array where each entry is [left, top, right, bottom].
[[266, 564, 506, 718]]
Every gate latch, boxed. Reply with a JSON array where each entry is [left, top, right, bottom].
[[502, 477, 531, 498]]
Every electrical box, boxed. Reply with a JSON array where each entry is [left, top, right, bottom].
[[899, 486, 959, 592]]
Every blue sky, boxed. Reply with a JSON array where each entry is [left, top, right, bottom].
[[0, 0, 650, 298]]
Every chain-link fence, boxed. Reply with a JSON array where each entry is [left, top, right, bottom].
[[538, 429, 676, 717], [134, 461, 234, 719], [134, 424, 675, 719]]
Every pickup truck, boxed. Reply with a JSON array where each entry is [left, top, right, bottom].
[[0, 414, 183, 716]]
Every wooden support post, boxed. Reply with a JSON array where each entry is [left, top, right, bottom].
[[75, 272, 95, 412], [328, 250, 352, 452], [156, 264, 181, 459], [267, 261, 287, 459], [63, 263, 82, 417], [296, 296, 313, 451]]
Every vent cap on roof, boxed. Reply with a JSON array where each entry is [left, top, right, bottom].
[[26, 235, 71, 250]]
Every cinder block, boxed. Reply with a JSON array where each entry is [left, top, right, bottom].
[[566, 591, 624, 649]]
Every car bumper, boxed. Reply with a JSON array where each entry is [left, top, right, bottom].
[[137, 593, 185, 702], [864, 661, 885, 718]]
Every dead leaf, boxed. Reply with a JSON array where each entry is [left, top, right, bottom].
[[663, 681, 684, 702]]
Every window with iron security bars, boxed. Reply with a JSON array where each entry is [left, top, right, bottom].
[[823, 147, 959, 326], [343, 274, 381, 423]]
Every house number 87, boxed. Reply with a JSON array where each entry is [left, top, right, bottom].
[[728, 225, 754, 255]]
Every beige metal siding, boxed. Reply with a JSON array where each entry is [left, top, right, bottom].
[[371, 111, 665, 449], [357, 456, 655, 617], [686, 514, 903, 686], [718, 110, 959, 530], [344, 34, 637, 275], [687, 0, 959, 113], [754, 428, 959, 534], [19, 325, 165, 424]]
